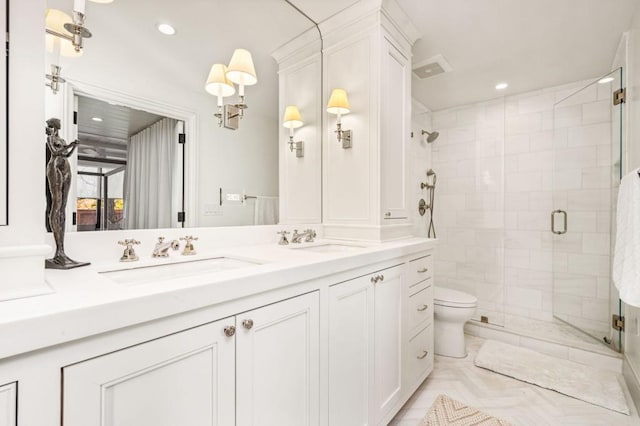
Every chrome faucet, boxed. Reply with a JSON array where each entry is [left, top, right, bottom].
[[118, 239, 140, 262], [291, 229, 316, 244], [152, 237, 180, 257]]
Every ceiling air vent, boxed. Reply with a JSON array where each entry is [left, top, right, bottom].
[[412, 54, 452, 79]]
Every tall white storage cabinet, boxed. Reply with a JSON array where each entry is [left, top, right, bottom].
[[321, 1, 419, 241]]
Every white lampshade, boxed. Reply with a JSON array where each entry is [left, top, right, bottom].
[[205, 64, 235, 97], [226, 49, 257, 86], [282, 106, 303, 129], [45, 9, 83, 58], [327, 88, 350, 115]]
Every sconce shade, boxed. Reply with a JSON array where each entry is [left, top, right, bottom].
[[226, 49, 258, 86], [45, 9, 83, 58], [205, 64, 236, 97], [327, 88, 350, 115], [282, 106, 303, 129]]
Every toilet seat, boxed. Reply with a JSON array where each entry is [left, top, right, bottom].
[[434, 286, 477, 308]]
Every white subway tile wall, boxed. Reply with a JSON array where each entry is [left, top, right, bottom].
[[427, 78, 613, 334]]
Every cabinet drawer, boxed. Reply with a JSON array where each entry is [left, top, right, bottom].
[[0, 382, 17, 426], [407, 254, 433, 288], [406, 324, 434, 385], [408, 284, 433, 332]]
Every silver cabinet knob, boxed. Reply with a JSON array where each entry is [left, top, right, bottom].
[[242, 319, 254, 330], [417, 350, 428, 360], [417, 304, 428, 312], [379, 274, 384, 282], [417, 267, 429, 273], [385, 212, 391, 217], [223, 326, 236, 337], [371, 276, 379, 284]]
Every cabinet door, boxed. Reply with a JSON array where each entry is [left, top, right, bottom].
[[373, 265, 404, 422], [0, 383, 16, 426], [63, 318, 236, 426], [380, 38, 409, 220], [236, 292, 320, 426], [328, 275, 375, 426]]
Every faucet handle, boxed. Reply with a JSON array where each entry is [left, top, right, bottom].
[[180, 235, 198, 256], [156, 236, 165, 244], [118, 239, 141, 262], [277, 230, 290, 245], [304, 229, 316, 243]]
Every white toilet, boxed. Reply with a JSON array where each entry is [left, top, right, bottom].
[[433, 286, 477, 358]]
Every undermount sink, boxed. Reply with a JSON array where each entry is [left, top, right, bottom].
[[100, 256, 262, 286], [291, 243, 367, 253]]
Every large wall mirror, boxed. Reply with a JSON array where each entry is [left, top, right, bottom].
[[0, 0, 7, 226], [44, 0, 318, 231]]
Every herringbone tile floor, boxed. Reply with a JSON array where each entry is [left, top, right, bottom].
[[390, 335, 639, 426]]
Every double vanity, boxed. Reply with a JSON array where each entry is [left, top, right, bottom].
[[0, 231, 436, 425]]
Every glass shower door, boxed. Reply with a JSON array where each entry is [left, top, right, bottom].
[[551, 68, 623, 350]]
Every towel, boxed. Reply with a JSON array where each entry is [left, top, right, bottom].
[[254, 196, 279, 225], [613, 168, 640, 307]]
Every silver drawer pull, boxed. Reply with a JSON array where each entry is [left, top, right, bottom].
[[223, 326, 236, 337], [380, 274, 384, 281], [417, 304, 428, 312], [242, 319, 254, 330], [417, 350, 428, 360], [371, 276, 379, 284], [417, 267, 429, 273]]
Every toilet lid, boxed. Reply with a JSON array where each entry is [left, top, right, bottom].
[[434, 286, 477, 308]]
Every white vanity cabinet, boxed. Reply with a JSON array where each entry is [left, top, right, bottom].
[[236, 291, 320, 425], [0, 383, 16, 426], [328, 263, 404, 425], [63, 318, 237, 426], [403, 253, 435, 392], [63, 292, 320, 426]]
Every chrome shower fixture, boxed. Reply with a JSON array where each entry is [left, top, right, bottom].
[[421, 168, 437, 189], [421, 129, 439, 143]]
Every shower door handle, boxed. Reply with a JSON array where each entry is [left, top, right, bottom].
[[551, 210, 567, 235]]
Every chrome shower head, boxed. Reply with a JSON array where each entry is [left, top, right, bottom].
[[426, 168, 435, 176], [421, 129, 439, 143]]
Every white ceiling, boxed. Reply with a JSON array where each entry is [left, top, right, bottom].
[[48, 0, 640, 114], [290, 0, 639, 111], [398, 0, 639, 111]]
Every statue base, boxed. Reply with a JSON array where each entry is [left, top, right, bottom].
[[45, 255, 91, 270]]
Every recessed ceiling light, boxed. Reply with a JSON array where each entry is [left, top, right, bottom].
[[598, 76, 614, 84], [91, 117, 103, 122], [495, 82, 508, 90], [157, 23, 176, 36]]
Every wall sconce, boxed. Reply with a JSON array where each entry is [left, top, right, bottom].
[[205, 64, 236, 127], [283, 105, 304, 158], [205, 49, 258, 130], [327, 88, 352, 149], [45, 0, 97, 54]]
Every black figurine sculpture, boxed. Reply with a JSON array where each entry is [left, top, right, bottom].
[[45, 118, 90, 269]]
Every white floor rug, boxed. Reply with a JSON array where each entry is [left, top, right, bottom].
[[474, 340, 630, 415]]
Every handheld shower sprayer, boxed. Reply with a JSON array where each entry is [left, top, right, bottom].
[[420, 168, 437, 238]]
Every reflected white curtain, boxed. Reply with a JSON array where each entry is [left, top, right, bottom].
[[124, 118, 180, 229]]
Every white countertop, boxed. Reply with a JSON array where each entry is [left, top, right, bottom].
[[0, 238, 436, 360]]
